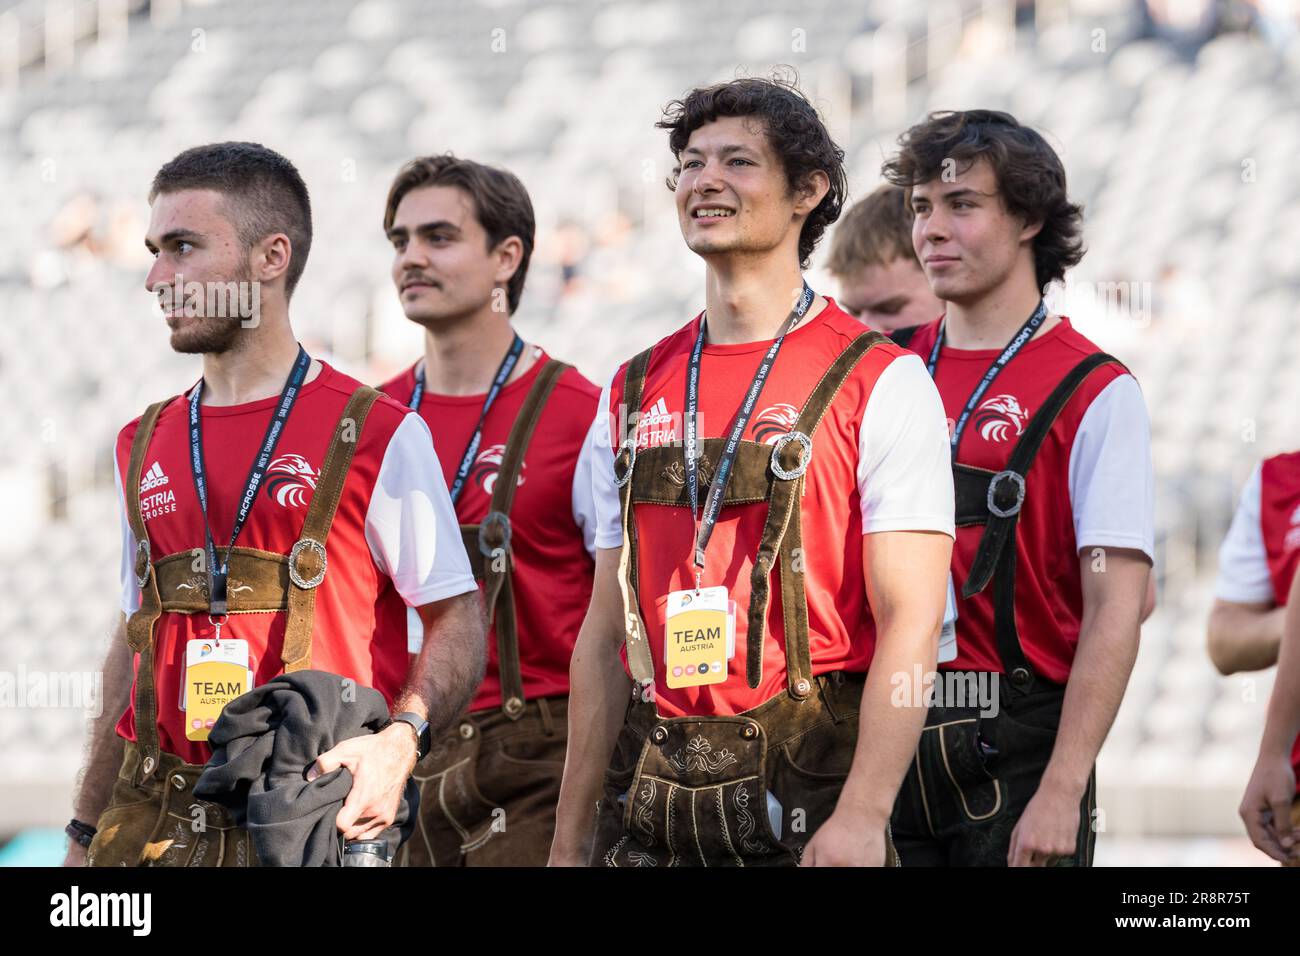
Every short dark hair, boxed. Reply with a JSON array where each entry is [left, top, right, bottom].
[[657, 72, 847, 269], [383, 154, 536, 315], [827, 184, 918, 277], [150, 142, 313, 297], [881, 110, 1084, 291]]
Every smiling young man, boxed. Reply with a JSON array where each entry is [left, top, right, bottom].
[[827, 184, 945, 333], [548, 77, 955, 868], [882, 111, 1154, 866], [377, 155, 600, 866], [64, 142, 485, 867]]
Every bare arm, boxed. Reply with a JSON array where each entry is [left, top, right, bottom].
[[1008, 547, 1147, 865], [397, 591, 489, 734], [802, 528, 951, 867], [313, 589, 487, 842], [549, 546, 631, 865], [1207, 599, 1284, 675], [64, 615, 134, 866], [1239, 567, 1300, 861]]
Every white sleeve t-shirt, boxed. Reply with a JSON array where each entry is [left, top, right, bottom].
[[589, 351, 956, 548], [1067, 374, 1156, 562], [117, 412, 476, 615], [1214, 463, 1273, 604]]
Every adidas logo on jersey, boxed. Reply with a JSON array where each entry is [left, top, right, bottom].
[[636, 396, 679, 448], [139, 461, 169, 492]]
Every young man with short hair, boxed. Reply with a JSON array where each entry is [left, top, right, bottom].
[[1211, 452, 1300, 864], [883, 110, 1154, 866], [378, 154, 601, 866], [550, 77, 955, 868], [65, 142, 485, 867], [827, 184, 944, 333]]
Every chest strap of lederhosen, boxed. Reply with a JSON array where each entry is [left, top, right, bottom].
[[456, 358, 570, 719], [124, 385, 382, 784], [952, 352, 1125, 696], [612, 331, 888, 704]]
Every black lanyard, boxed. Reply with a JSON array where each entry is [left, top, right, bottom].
[[188, 345, 311, 623], [684, 283, 814, 582], [409, 333, 524, 505], [925, 299, 1047, 454]]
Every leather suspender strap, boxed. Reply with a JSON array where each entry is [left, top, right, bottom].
[[747, 331, 887, 692], [282, 385, 382, 672], [124, 399, 173, 784], [479, 359, 570, 718], [958, 352, 1124, 693], [962, 353, 1122, 598], [613, 347, 657, 702]]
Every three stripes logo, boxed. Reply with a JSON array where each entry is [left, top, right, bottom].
[[637, 396, 677, 448], [139, 461, 169, 493]]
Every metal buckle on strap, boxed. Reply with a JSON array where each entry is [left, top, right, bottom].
[[133, 538, 152, 589], [478, 511, 512, 558], [770, 431, 813, 481], [987, 470, 1026, 519], [288, 537, 328, 589], [613, 436, 637, 488]]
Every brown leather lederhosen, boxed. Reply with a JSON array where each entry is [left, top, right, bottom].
[[88, 386, 382, 867], [888, 338, 1125, 867], [399, 359, 573, 867], [591, 331, 901, 866]]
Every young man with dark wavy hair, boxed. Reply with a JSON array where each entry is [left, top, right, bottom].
[[884, 110, 1154, 866], [549, 75, 955, 867]]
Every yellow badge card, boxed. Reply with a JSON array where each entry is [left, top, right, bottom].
[[184, 638, 251, 741], [664, 586, 731, 689]]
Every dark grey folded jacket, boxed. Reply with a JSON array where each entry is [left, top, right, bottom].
[[193, 670, 419, 867]]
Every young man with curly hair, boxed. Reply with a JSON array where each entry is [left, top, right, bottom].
[[884, 111, 1154, 866], [549, 76, 955, 867]]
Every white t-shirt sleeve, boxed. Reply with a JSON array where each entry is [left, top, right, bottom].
[[591, 374, 623, 550], [1068, 374, 1155, 562], [1214, 464, 1273, 604], [571, 413, 602, 559], [116, 457, 142, 615], [857, 353, 956, 536], [365, 413, 478, 612]]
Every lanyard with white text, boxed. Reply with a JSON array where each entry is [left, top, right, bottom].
[[409, 333, 524, 504], [684, 282, 814, 588], [925, 298, 1047, 454], [188, 345, 311, 631]]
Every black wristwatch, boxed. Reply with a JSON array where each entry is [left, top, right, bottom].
[[391, 712, 431, 761], [65, 819, 96, 848]]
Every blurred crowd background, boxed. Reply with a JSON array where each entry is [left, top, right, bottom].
[[1, 0, 1298, 864]]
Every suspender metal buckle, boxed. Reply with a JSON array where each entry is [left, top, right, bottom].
[[770, 431, 813, 480], [987, 470, 1026, 519], [478, 511, 512, 558], [134, 537, 152, 589], [288, 537, 328, 589], [613, 436, 637, 488]]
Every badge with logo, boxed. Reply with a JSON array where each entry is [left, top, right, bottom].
[[182, 638, 252, 741], [664, 586, 734, 689]]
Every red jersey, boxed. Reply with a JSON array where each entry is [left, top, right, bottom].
[[902, 316, 1154, 683], [380, 348, 600, 712], [114, 362, 477, 764], [1260, 453, 1300, 783], [594, 298, 955, 717]]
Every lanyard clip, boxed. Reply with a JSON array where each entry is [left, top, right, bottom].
[[207, 613, 227, 644]]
